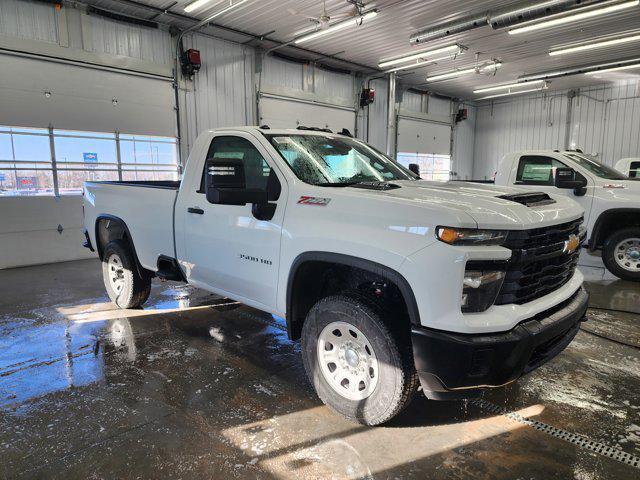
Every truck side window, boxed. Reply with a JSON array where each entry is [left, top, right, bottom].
[[515, 155, 566, 186], [199, 136, 273, 192], [630, 161, 640, 178]]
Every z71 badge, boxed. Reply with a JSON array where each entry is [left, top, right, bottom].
[[298, 196, 331, 206]]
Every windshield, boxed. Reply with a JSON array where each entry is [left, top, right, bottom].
[[564, 153, 628, 180], [266, 134, 416, 186]]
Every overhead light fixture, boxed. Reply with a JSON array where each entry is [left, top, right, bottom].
[[585, 62, 640, 74], [184, 0, 249, 15], [509, 0, 639, 35], [378, 44, 462, 68], [550, 33, 640, 56], [476, 84, 548, 101], [294, 10, 378, 44], [519, 57, 640, 81], [426, 61, 501, 82], [473, 79, 544, 94], [384, 53, 464, 73]]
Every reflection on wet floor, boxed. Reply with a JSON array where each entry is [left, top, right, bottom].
[[0, 259, 639, 479]]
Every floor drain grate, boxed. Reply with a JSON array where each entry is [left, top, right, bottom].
[[471, 398, 640, 469]]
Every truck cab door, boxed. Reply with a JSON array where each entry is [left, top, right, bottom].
[[510, 154, 594, 223], [176, 133, 286, 312]]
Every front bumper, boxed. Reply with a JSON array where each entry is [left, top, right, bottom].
[[411, 287, 588, 400]]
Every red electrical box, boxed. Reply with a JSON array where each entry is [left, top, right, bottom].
[[181, 48, 201, 77], [360, 88, 375, 107]]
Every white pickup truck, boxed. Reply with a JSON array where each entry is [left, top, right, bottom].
[[83, 127, 588, 425], [493, 150, 640, 281]]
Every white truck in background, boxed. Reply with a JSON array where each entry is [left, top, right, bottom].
[[83, 127, 588, 425], [493, 150, 640, 282], [614, 158, 640, 179]]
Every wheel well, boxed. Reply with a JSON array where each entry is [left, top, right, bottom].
[[591, 209, 640, 250], [286, 255, 419, 340], [95, 216, 148, 277]]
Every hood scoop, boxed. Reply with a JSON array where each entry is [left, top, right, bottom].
[[497, 192, 556, 207]]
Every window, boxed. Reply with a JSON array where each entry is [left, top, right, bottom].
[[630, 161, 640, 178], [0, 125, 179, 196], [396, 152, 451, 181], [0, 127, 54, 196], [200, 136, 272, 192], [516, 156, 567, 186], [563, 153, 627, 180], [267, 134, 414, 186]]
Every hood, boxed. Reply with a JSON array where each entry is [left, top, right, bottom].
[[346, 180, 584, 230]]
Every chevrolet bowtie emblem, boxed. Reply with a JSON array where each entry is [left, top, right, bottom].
[[563, 234, 580, 255]]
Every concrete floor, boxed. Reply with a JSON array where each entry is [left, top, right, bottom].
[[0, 258, 639, 479]]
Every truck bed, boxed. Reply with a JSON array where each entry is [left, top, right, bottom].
[[84, 180, 180, 272]]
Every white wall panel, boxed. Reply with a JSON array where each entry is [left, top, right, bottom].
[[259, 96, 356, 132], [473, 91, 568, 179], [315, 68, 354, 103], [365, 78, 388, 152], [0, 54, 175, 136], [570, 80, 640, 166], [472, 80, 640, 178], [0, 196, 93, 269], [397, 118, 451, 156], [183, 34, 253, 154], [452, 104, 476, 180], [89, 15, 172, 66], [402, 91, 424, 113], [429, 96, 452, 116], [0, 0, 58, 44], [262, 56, 304, 92]]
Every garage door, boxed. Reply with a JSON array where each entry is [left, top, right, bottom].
[[396, 117, 452, 181], [259, 94, 356, 134]]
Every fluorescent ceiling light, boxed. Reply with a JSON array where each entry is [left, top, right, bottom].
[[550, 33, 640, 56], [584, 62, 640, 74], [294, 10, 378, 44], [184, 0, 249, 15], [473, 79, 544, 94], [509, 0, 639, 35], [385, 53, 464, 73], [426, 61, 501, 82], [378, 44, 461, 68], [426, 67, 476, 82], [476, 85, 548, 100]]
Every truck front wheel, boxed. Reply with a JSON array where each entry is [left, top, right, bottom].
[[102, 239, 152, 309], [602, 228, 640, 282], [301, 292, 419, 425]]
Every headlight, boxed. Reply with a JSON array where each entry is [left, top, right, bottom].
[[461, 264, 506, 313], [436, 226, 507, 246]]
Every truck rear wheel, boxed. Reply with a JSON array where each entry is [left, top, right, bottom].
[[602, 228, 640, 282], [301, 292, 419, 426], [102, 239, 152, 309]]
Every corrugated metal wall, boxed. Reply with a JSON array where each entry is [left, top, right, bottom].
[[0, 0, 59, 44], [570, 80, 640, 165], [183, 33, 254, 153], [472, 80, 640, 179], [364, 78, 389, 152], [452, 104, 476, 180], [473, 91, 569, 179], [89, 14, 172, 65]]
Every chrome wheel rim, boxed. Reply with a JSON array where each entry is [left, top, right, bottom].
[[614, 238, 640, 272], [317, 321, 379, 401], [107, 253, 126, 294]]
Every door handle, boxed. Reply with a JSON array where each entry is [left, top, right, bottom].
[[188, 207, 204, 215]]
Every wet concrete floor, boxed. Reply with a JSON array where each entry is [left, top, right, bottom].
[[0, 259, 639, 479]]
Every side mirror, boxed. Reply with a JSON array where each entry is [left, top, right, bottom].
[[408, 163, 420, 176], [554, 167, 588, 196], [205, 158, 268, 206]]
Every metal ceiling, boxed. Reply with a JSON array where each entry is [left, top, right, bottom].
[[79, 0, 640, 99]]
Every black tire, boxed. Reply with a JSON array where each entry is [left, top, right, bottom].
[[301, 291, 419, 426], [602, 227, 640, 282], [101, 239, 152, 308]]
